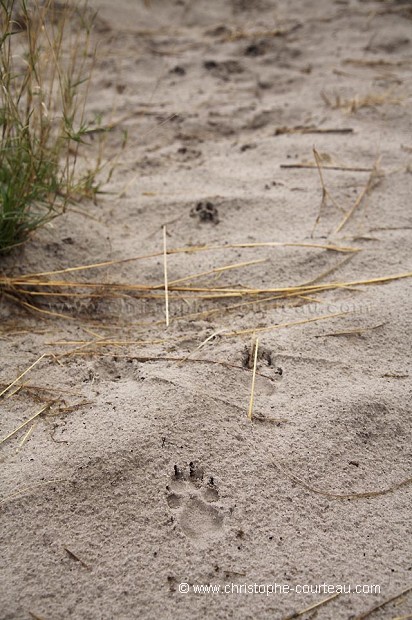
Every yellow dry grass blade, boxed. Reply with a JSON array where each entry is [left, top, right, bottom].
[[0, 403, 51, 446], [334, 156, 382, 234], [159, 258, 267, 288], [225, 311, 349, 338], [282, 593, 340, 620], [247, 337, 259, 420], [167, 271, 412, 296], [0, 353, 48, 399], [9, 240, 359, 281], [163, 225, 169, 327]]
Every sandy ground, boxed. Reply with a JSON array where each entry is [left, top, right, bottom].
[[1, 0, 412, 618]]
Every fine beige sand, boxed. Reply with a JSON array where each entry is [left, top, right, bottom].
[[1, 1, 412, 619]]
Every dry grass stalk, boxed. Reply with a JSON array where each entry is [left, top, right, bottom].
[[354, 584, 412, 620], [54, 353, 280, 383], [163, 258, 267, 288], [0, 479, 70, 507], [0, 353, 48, 398], [28, 612, 45, 620], [64, 547, 90, 570], [170, 289, 330, 325], [3, 269, 411, 325], [162, 225, 170, 327], [334, 156, 382, 233], [0, 402, 51, 446], [53, 312, 350, 354], [10, 240, 359, 280], [275, 125, 353, 135], [315, 323, 385, 338], [272, 462, 412, 500], [311, 148, 383, 235], [321, 90, 403, 113], [283, 592, 340, 620], [177, 330, 226, 365], [312, 147, 345, 236], [281, 163, 373, 172], [344, 58, 410, 68], [0, 382, 83, 399], [171, 271, 412, 295], [225, 311, 349, 338], [247, 337, 259, 420], [223, 24, 300, 42], [6, 383, 25, 398], [303, 254, 354, 286], [16, 422, 38, 452], [2, 293, 77, 321]]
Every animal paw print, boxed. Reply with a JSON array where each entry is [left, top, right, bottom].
[[241, 343, 283, 375], [190, 201, 219, 224], [166, 462, 224, 541]]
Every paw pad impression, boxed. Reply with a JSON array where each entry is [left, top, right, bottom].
[[166, 463, 223, 541]]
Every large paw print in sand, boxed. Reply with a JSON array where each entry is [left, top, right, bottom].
[[166, 463, 224, 541]]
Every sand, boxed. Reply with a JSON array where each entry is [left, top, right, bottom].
[[1, 0, 412, 618]]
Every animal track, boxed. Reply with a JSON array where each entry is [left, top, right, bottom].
[[190, 201, 219, 224], [166, 463, 224, 541], [242, 344, 283, 376]]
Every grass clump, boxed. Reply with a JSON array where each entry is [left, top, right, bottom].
[[0, 0, 100, 253]]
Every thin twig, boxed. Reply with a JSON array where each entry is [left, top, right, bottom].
[[275, 126, 353, 135], [64, 546, 91, 570], [281, 163, 373, 171]]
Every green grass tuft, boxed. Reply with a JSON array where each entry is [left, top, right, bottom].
[[0, 0, 101, 252]]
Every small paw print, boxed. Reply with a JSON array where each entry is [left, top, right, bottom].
[[190, 201, 219, 224], [166, 463, 223, 541]]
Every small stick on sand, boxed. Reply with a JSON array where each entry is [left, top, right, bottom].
[[247, 337, 259, 421], [162, 225, 170, 327], [275, 126, 353, 135], [354, 583, 412, 620], [280, 163, 373, 171], [64, 546, 91, 570], [282, 592, 340, 620]]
